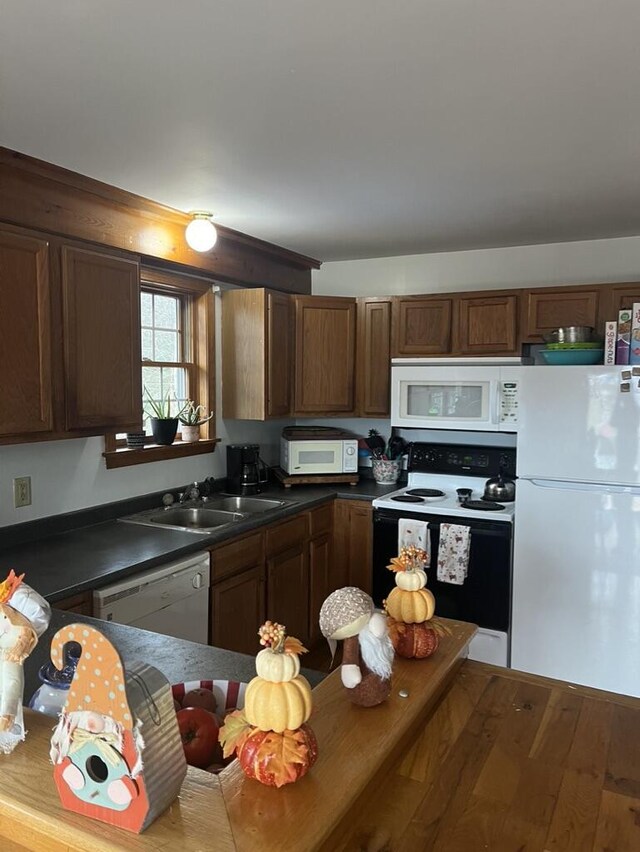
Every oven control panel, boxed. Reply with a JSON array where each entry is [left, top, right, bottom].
[[408, 442, 516, 478]]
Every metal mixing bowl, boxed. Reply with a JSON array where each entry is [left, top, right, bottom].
[[542, 326, 594, 344]]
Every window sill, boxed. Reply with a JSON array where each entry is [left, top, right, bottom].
[[103, 439, 220, 469]]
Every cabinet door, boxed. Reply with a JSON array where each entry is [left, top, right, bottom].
[[347, 501, 373, 595], [356, 298, 391, 416], [267, 545, 309, 643], [331, 500, 352, 592], [61, 246, 141, 430], [54, 591, 93, 616], [294, 296, 356, 414], [392, 297, 452, 356], [599, 283, 640, 325], [521, 287, 599, 342], [210, 566, 266, 655], [267, 291, 293, 417], [0, 229, 53, 436], [457, 294, 518, 355], [309, 533, 331, 646]]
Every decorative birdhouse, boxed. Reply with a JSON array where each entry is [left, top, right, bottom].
[[49, 623, 186, 833]]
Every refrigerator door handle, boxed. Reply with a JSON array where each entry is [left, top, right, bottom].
[[525, 478, 640, 495]]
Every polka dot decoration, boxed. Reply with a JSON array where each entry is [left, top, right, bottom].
[[49, 623, 134, 727]]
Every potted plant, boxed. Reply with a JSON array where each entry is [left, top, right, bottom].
[[144, 389, 187, 446], [178, 401, 213, 443]]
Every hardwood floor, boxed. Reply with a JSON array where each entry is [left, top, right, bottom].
[[334, 661, 640, 851]]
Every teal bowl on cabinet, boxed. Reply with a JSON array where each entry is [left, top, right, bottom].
[[540, 348, 604, 365]]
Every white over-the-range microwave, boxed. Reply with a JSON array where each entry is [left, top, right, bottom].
[[391, 358, 521, 432], [280, 437, 359, 475]]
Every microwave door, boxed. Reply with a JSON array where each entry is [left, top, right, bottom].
[[290, 441, 341, 474]]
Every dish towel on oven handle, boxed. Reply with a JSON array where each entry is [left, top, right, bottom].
[[398, 518, 429, 557], [436, 523, 470, 585]]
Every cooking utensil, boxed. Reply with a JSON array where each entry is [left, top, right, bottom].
[[483, 472, 516, 502], [542, 326, 594, 344], [540, 348, 604, 365]]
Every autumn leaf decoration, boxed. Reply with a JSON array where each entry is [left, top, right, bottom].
[[258, 620, 308, 656], [257, 729, 311, 788], [219, 709, 252, 759], [386, 545, 428, 574]]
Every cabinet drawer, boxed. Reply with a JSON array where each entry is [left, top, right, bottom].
[[265, 514, 308, 558], [309, 502, 333, 538], [210, 531, 264, 582]]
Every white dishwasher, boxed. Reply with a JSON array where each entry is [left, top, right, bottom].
[[93, 552, 210, 644]]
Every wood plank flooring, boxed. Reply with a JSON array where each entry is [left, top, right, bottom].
[[333, 661, 640, 852]]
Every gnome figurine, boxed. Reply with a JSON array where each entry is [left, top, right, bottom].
[[319, 587, 394, 707]]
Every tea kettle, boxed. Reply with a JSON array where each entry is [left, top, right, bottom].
[[483, 471, 516, 502]]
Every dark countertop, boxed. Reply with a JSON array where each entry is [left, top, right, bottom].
[[24, 609, 325, 703], [0, 480, 399, 603]]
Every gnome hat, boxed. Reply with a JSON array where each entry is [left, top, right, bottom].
[[319, 587, 374, 641], [51, 624, 133, 729]]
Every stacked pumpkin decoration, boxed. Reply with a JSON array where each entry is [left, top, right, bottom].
[[219, 621, 318, 787], [384, 546, 448, 659]]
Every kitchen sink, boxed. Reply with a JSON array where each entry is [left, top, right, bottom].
[[119, 506, 247, 534], [207, 496, 291, 514]]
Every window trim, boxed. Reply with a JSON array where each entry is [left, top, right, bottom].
[[103, 266, 217, 467]]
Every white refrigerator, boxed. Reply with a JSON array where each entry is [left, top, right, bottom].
[[512, 365, 640, 697]]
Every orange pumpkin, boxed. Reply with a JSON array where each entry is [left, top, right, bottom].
[[385, 586, 435, 623], [237, 723, 318, 788], [244, 675, 312, 733], [387, 618, 439, 659]]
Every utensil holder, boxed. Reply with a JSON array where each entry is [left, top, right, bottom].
[[371, 458, 401, 485]]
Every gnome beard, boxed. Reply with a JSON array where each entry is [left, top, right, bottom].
[[358, 620, 394, 681]]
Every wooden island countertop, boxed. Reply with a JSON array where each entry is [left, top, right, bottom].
[[1, 619, 639, 851]]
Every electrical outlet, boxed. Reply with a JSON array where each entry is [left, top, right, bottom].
[[13, 476, 32, 508]]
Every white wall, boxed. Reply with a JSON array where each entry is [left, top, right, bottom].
[[312, 235, 640, 297], [0, 291, 288, 527]]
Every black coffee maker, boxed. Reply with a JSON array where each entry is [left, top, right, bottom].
[[226, 444, 268, 495]]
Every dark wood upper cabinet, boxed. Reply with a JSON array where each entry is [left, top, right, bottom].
[[294, 296, 356, 414], [392, 297, 452, 356], [0, 227, 53, 437], [599, 283, 640, 328], [267, 290, 294, 418], [456, 293, 518, 355], [521, 286, 600, 342], [61, 246, 141, 431], [356, 298, 392, 416]]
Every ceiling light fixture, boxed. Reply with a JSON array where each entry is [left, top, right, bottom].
[[185, 212, 218, 252]]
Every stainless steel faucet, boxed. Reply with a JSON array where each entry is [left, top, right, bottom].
[[178, 481, 200, 504]]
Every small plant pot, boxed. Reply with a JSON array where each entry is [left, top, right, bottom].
[[371, 458, 402, 485], [150, 417, 178, 446], [125, 431, 146, 450], [181, 424, 200, 443]]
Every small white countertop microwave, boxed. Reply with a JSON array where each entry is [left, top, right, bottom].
[[391, 358, 521, 433], [280, 437, 359, 475]]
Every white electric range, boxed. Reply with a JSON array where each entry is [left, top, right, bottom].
[[372, 442, 516, 667]]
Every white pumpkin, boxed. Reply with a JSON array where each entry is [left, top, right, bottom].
[[395, 569, 427, 592], [255, 647, 300, 683]]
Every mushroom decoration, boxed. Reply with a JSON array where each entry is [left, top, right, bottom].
[[384, 546, 449, 659], [0, 570, 51, 754], [319, 587, 394, 707], [219, 621, 318, 787]]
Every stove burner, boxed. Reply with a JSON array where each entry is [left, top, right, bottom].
[[405, 488, 445, 498], [391, 494, 425, 503], [462, 500, 505, 511]]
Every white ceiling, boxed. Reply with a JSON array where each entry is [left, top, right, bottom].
[[2, 1, 640, 261]]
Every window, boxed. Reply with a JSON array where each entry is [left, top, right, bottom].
[[103, 267, 216, 467]]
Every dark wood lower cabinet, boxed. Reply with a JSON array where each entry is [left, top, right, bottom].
[[309, 533, 332, 647], [210, 566, 265, 656], [267, 545, 309, 644], [53, 591, 93, 616], [334, 499, 373, 597]]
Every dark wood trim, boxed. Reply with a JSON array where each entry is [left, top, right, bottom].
[[103, 438, 220, 469], [0, 147, 319, 293]]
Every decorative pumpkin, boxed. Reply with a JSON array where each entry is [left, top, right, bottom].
[[385, 586, 435, 624], [237, 723, 318, 788], [387, 618, 439, 659], [244, 676, 313, 733], [255, 647, 300, 683], [395, 569, 428, 592]]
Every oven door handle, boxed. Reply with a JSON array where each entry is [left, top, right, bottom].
[[427, 523, 511, 539]]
